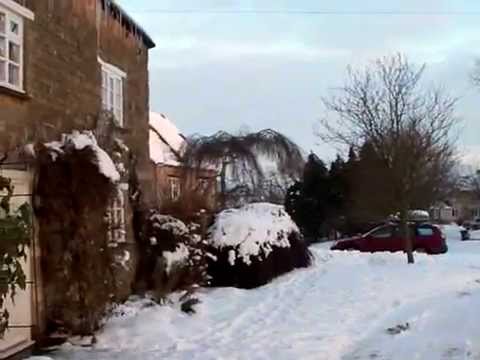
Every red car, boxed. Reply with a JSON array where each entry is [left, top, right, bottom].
[[331, 223, 448, 254]]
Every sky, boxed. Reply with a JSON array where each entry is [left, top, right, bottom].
[[117, 0, 480, 162]]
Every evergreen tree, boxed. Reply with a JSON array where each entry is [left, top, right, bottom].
[[285, 154, 332, 242]]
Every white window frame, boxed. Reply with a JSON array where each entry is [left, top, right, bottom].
[[0, 0, 34, 92], [107, 189, 127, 244], [99, 57, 126, 127], [168, 177, 181, 201]]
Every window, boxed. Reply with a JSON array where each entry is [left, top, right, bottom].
[[0, 6, 23, 91], [99, 58, 126, 126], [417, 227, 433, 237], [168, 177, 181, 201], [369, 226, 392, 239], [107, 189, 126, 244]]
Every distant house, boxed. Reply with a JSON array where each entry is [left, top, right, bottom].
[[0, 0, 155, 356], [450, 190, 480, 222], [149, 112, 217, 214], [429, 203, 457, 224], [430, 172, 480, 224]]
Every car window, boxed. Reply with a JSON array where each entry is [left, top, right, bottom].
[[417, 227, 433, 237], [370, 226, 392, 239]]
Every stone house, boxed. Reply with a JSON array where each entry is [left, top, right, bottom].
[[0, 0, 154, 357], [149, 112, 217, 214]]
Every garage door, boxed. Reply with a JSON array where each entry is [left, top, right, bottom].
[[0, 169, 35, 359]]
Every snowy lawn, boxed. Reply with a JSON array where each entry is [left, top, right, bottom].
[[32, 224, 480, 360]]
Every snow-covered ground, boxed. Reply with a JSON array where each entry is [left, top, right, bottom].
[[31, 224, 480, 360]]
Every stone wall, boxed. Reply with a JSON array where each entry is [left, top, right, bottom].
[[0, 0, 155, 337]]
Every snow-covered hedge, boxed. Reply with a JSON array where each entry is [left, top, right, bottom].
[[206, 203, 312, 289]]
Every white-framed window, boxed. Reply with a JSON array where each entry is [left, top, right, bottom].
[[168, 177, 181, 201], [0, 4, 24, 91], [99, 57, 126, 126], [107, 189, 126, 244]]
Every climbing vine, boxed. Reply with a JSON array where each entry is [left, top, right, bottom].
[[0, 174, 31, 338]]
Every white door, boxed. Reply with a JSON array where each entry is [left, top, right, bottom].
[[0, 169, 35, 359]]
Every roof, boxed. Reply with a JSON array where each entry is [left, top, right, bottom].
[[103, 0, 155, 49], [149, 112, 186, 166]]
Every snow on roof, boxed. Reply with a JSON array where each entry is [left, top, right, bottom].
[[207, 203, 300, 265], [149, 112, 186, 166]]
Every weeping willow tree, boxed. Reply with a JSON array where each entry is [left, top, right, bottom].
[[182, 129, 304, 208], [0, 173, 31, 338]]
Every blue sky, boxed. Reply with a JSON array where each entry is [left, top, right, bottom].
[[117, 0, 480, 160]]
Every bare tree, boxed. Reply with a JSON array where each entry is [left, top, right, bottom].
[[182, 129, 304, 208], [320, 54, 459, 264]]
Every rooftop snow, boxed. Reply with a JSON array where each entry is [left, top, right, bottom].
[[149, 112, 186, 166]]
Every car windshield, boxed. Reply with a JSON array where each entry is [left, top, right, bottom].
[[366, 225, 392, 238]]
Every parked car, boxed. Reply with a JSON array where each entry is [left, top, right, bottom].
[[331, 223, 448, 254], [462, 218, 480, 231]]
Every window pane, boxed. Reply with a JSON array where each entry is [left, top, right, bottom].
[[102, 86, 108, 109], [10, 20, 19, 35], [114, 108, 122, 123], [109, 78, 114, 110], [371, 226, 392, 239], [0, 37, 5, 58], [102, 70, 107, 88], [418, 228, 433, 237], [0, 60, 5, 82], [115, 79, 122, 105], [8, 63, 19, 86], [8, 42, 20, 63], [0, 13, 5, 35]]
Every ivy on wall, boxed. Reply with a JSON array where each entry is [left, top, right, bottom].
[[0, 175, 31, 338]]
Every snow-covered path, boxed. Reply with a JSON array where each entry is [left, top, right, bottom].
[[36, 225, 480, 360]]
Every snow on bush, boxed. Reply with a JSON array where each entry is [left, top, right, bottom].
[[149, 213, 190, 237], [208, 203, 299, 265], [206, 203, 312, 289], [163, 243, 190, 274], [138, 210, 209, 298], [45, 130, 120, 182]]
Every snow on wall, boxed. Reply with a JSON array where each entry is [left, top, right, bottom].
[[149, 112, 186, 166], [208, 203, 300, 265], [45, 131, 120, 182]]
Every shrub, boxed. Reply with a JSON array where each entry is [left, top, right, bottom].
[[34, 131, 121, 336], [206, 203, 313, 289], [0, 176, 31, 338], [134, 210, 209, 300]]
